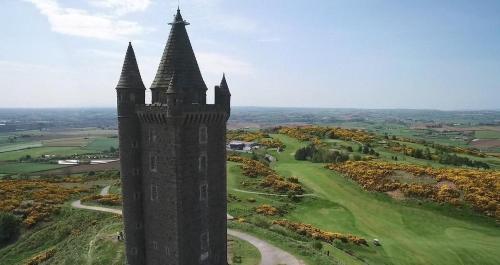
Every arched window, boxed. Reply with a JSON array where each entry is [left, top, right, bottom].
[[150, 153, 158, 172], [151, 184, 158, 201], [200, 183, 208, 201], [199, 125, 207, 144], [199, 154, 207, 174]]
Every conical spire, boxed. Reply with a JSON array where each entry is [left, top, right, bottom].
[[116, 42, 146, 90], [150, 9, 207, 103], [219, 73, 231, 95]]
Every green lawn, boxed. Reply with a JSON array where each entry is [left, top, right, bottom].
[[0, 162, 66, 174], [264, 134, 500, 265], [85, 137, 119, 152]]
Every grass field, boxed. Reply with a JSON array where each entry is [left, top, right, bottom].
[[264, 135, 500, 265], [85, 137, 119, 152], [227, 235, 260, 265], [475, 130, 500, 139], [42, 137, 92, 147], [0, 162, 65, 174], [0, 146, 93, 161], [0, 142, 43, 153]]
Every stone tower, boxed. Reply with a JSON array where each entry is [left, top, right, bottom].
[[116, 8, 230, 265]]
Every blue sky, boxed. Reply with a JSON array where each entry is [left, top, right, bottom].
[[0, 0, 499, 109]]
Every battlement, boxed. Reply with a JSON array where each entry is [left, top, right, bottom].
[[136, 103, 228, 125]]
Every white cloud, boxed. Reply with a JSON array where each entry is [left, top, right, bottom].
[[89, 0, 151, 16], [24, 0, 146, 40], [197, 52, 254, 76]]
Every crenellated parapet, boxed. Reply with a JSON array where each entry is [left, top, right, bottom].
[[136, 104, 229, 125]]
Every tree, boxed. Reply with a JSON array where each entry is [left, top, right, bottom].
[[0, 212, 21, 246]]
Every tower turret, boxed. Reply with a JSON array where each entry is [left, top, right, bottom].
[[164, 72, 182, 106], [116, 42, 146, 265], [151, 8, 207, 104], [117, 42, 146, 109], [215, 73, 231, 115], [116, 9, 230, 265]]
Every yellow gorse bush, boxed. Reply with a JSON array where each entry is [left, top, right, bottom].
[[228, 155, 304, 195], [278, 126, 375, 143], [0, 180, 88, 227], [272, 219, 368, 246], [327, 161, 500, 219]]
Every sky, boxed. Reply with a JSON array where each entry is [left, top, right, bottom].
[[0, 0, 499, 110]]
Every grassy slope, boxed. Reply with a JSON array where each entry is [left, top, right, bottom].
[[269, 134, 500, 265], [227, 162, 365, 265], [227, 235, 261, 265], [0, 207, 124, 265]]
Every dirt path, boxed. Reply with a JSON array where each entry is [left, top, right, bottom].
[[73, 186, 305, 265], [228, 229, 306, 265]]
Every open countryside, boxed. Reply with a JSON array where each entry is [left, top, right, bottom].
[[0, 108, 498, 264]]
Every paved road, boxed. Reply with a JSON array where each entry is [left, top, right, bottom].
[[72, 186, 305, 265], [228, 229, 305, 265]]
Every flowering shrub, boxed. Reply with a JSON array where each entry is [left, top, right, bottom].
[[227, 130, 268, 142], [261, 174, 304, 195], [259, 138, 286, 149], [228, 155, 304, 195], [25, 248, 56, 265], [272, 219, 368, 246], [327, 161, 500, 219], [255, 204, 280, 216], [277, 126, 375, 143], [0, 180, 87, 227], [228, 156, 274, 177]]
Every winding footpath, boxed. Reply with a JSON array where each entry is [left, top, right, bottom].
[[72, 186, 305, 265]]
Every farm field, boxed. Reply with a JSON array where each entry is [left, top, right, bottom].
[[475, 130, 500, 139], [0, 162, 65, 174], [0, 128, 119, 177]]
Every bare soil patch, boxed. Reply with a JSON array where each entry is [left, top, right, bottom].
[[389, 170, 437, 185], [386, 189, 405, 200]]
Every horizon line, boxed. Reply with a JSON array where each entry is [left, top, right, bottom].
[[0, 106, 499, 112]]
